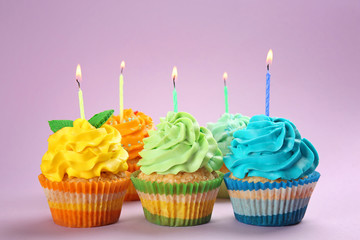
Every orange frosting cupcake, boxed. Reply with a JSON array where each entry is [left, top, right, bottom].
[[107, 109, 154, 200]]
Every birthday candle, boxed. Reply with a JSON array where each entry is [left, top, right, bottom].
[[172, 67, 178, 113], [223, 72, 229, 114], [76, 64, 85, 119], [119, 61, 125, 121], [265, 49, 273, 116]]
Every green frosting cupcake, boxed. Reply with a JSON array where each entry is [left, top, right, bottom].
[[207, 113, 250, 199], [207, 113, 250, 156], [138, 112, 223, 175]]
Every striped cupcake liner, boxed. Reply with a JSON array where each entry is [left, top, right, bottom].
[[217, 181, 230, 198], [38, 174, 130, 228], [217, 165, 230, 199], [224, 171, 320, 226], [124, 158, 141, 201], [124, 171, 140, 201], [131, 171, 224, 227]]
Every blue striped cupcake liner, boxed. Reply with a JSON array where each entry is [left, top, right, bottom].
[[224, 171, 320, 226], [217, 180, 230, 198]]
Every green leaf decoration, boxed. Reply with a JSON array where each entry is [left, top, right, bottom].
[[48, 120, 74, 133], [88, 109, 114, 128], [47, 110, 114, 133]]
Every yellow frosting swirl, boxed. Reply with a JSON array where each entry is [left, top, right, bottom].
[[41, 119, 129, 182]]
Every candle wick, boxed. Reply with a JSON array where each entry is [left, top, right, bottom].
[[121, 68, 124, 74], [76, 79, 81, 88], [173, 77, 176, 88], [267, 64, 270, 71], [224, 78, 227, 86]]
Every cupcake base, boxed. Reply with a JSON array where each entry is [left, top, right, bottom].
[[39, 174, 130, 228], [217, 181, 230, 198], [131, 170, 224, 227], [124, 159, 141, 201], [124, 171, 140, 201], [224, 171, 320, 226], [217, 164, 230, 199]]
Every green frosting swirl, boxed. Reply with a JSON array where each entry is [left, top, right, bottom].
[[138, 112, 223, 175], [207, 113, 250, 155]]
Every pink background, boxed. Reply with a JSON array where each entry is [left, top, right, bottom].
[[1, 0, 359, 239]]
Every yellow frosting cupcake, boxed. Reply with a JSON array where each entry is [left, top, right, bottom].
[[39, 111, 131, 228], [41, 118, 128, 181]]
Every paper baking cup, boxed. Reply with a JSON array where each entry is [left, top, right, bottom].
[[131, 171, 224, 227], [38, 174, 130, 228], [124, 171, 140, 201], [217, 181, 230, 198], [124, 158, 141, 201], [217, 164, 230, 199], [224, 171, 320, 226]]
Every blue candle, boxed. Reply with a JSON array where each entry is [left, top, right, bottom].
[[265, 49, 273, 116], [265, 69, 271, 116]]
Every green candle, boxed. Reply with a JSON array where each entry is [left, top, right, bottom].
[[173, 88, 178, 112], [172, 67, 178, 113], [223, 72, 229, 113]]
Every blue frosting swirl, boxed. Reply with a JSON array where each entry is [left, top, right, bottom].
[[224, 115, 319, 180]]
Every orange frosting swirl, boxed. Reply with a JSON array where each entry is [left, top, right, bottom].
[[107, 109, 154, 160]]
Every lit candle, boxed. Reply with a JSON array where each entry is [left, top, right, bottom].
[[172, 66, 178, 113], [119, 61, 125, 121], [76, 64, 85, 119], [265, 49, 273, 116], [223, 72, 229, 113]]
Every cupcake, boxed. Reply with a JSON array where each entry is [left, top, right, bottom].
[[131, 112, 224, 227], [224, 115, 320, 226], [106, 109, 154, 201], [39, 110, 131, 228], [207, 113, 250, 198]]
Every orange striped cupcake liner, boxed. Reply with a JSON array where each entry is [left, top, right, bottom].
[[124, 158, 141, 201], [124, 171, 139, 201], [131, 171, 224, 226], [38, 174, 130, 228]]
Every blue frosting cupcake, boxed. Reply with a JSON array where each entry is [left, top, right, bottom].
[[223, 115, 320, 226]]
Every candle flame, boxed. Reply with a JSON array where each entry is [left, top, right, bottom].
[[76, 64, 82, 82], [172, 66, 178, 80], [120, 61, 125, 72], [266, 49, 273, 65], [223, 72, 228, 81]]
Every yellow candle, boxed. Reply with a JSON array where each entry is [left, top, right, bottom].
[[76, 64, 85, 119], [78, 88, 85, 119], [119, 61, 125, 121]]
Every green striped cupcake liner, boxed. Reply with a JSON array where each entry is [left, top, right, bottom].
[[131, 170, 224, 227]]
